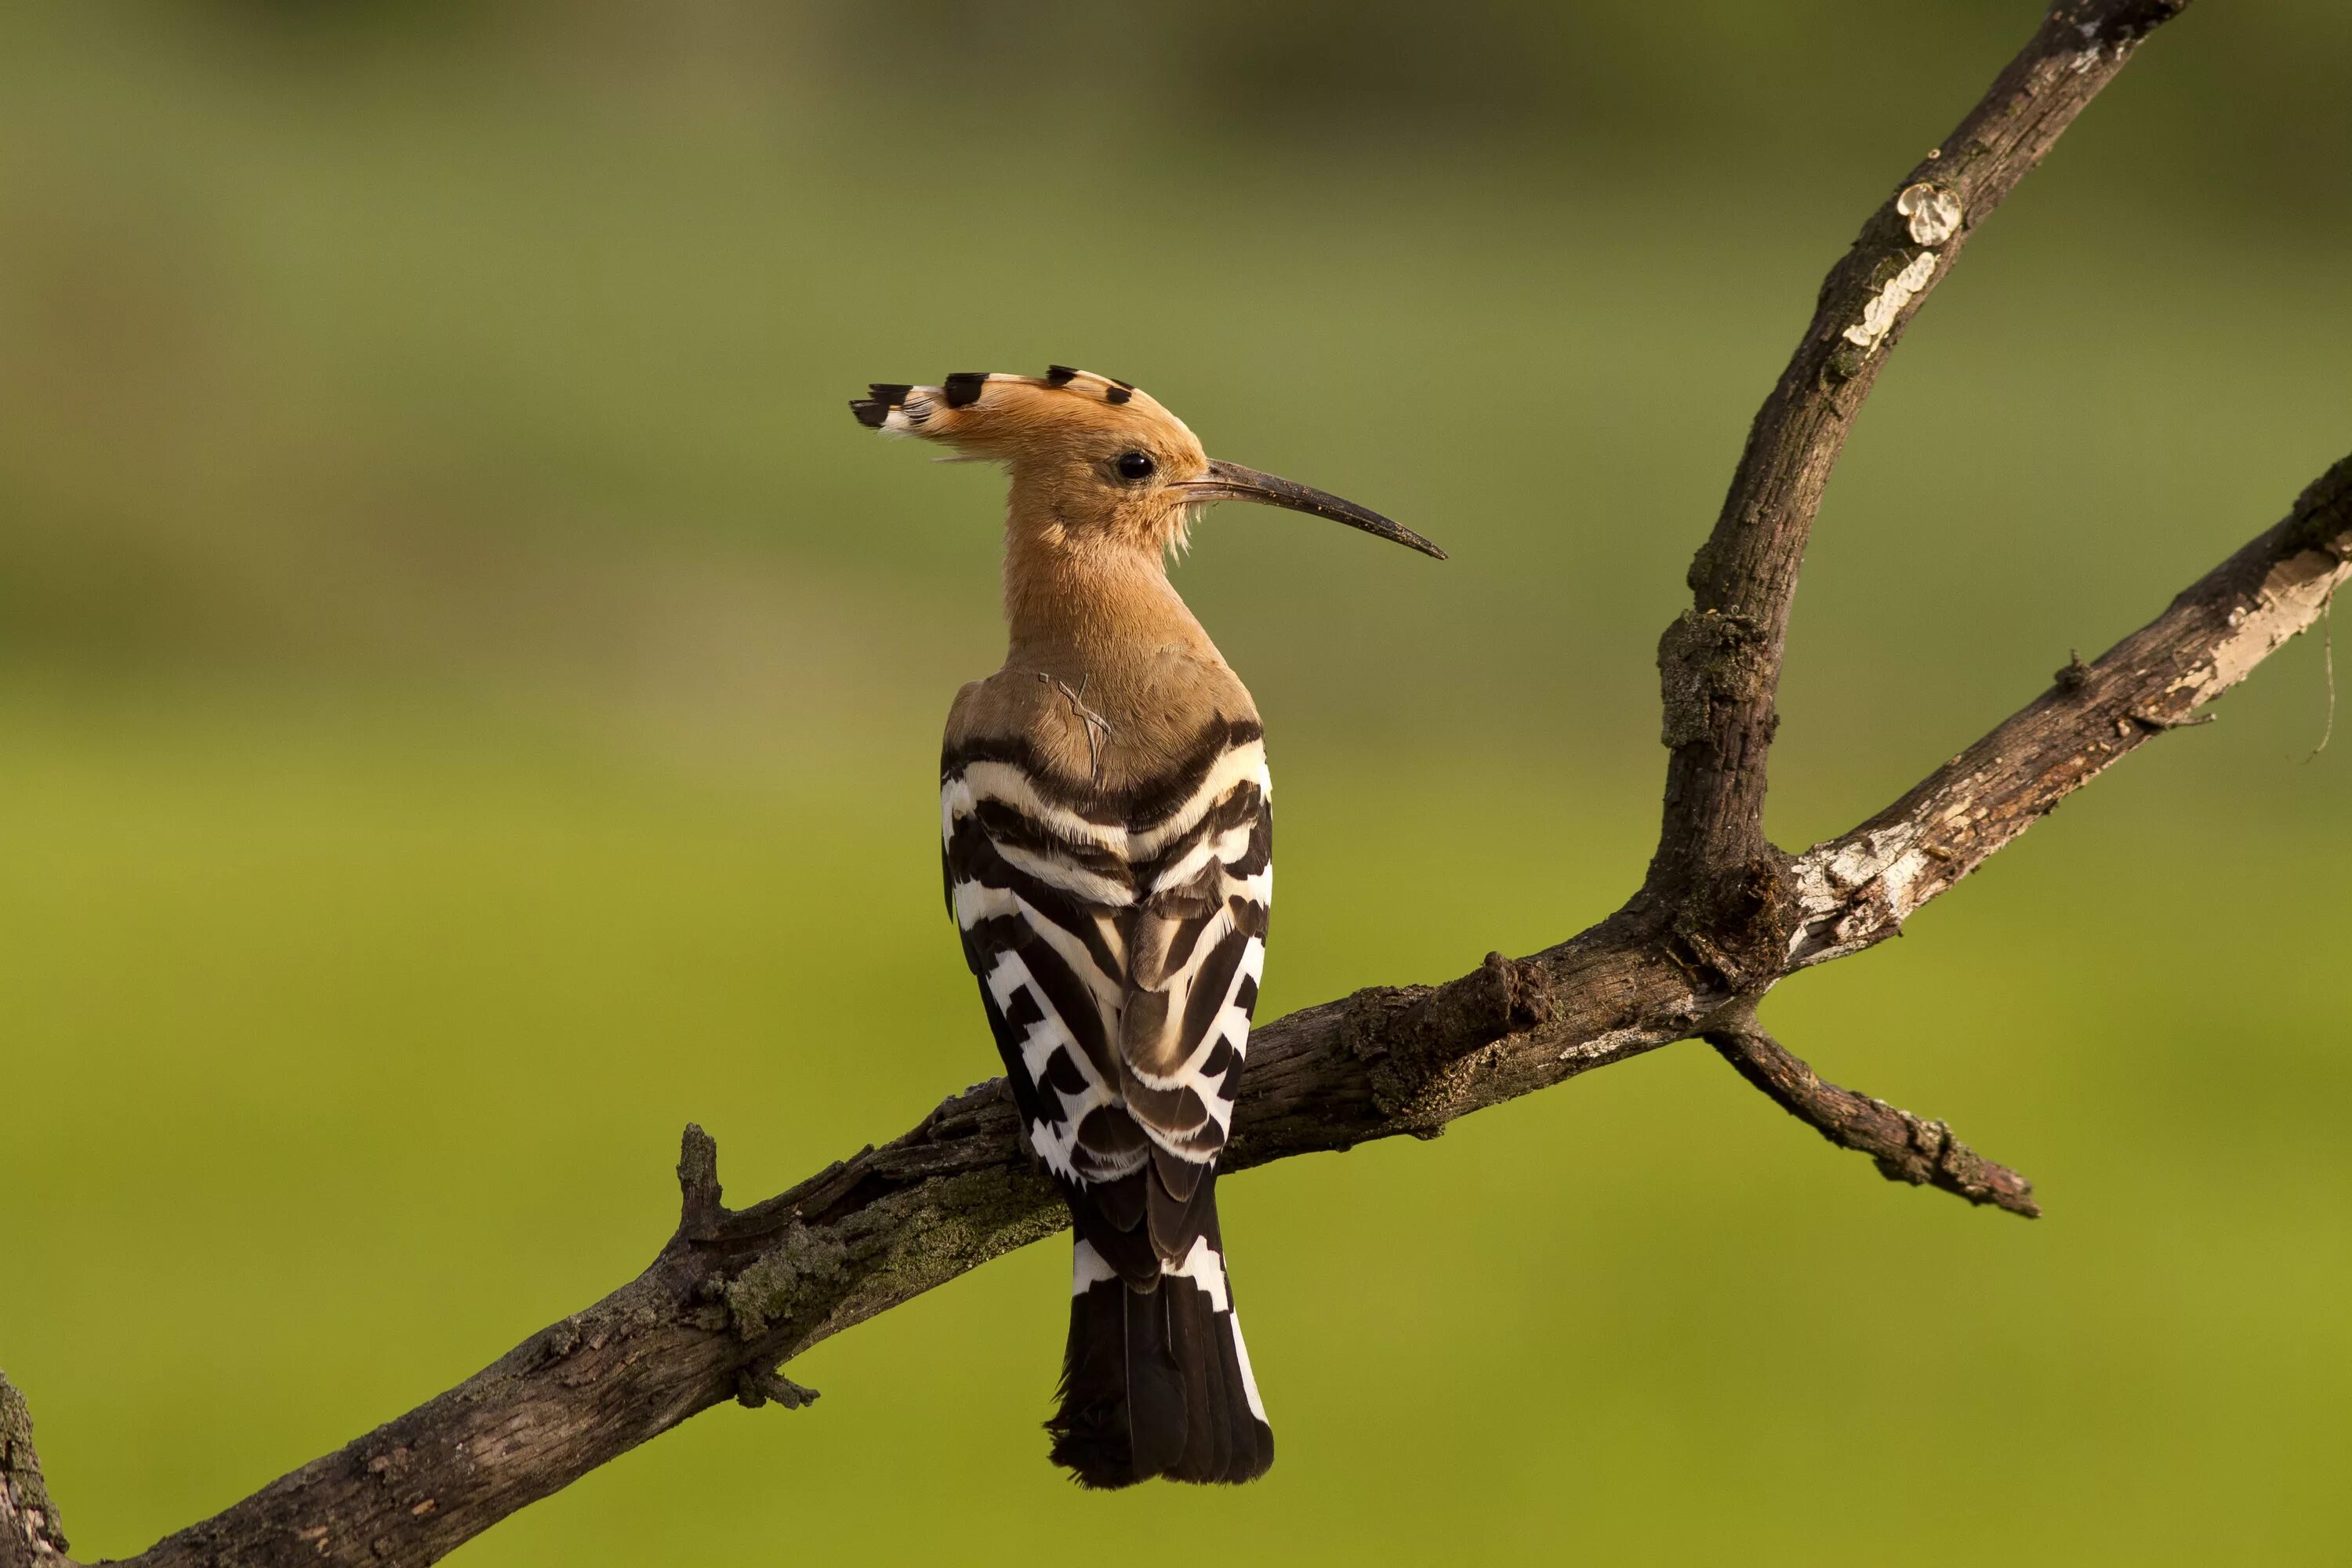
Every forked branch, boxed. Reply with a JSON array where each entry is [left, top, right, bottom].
[[19, 4, 2347, 1566]]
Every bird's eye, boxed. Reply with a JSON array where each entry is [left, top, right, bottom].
[[1113, 450, 1156, 483]]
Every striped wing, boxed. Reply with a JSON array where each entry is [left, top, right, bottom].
[[942, 722, 1271, 1267]]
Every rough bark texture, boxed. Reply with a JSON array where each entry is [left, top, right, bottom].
[[19, 3, 2345, 1566], [2, 1374, 70, 1568]]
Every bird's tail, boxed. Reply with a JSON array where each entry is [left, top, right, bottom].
[[1047, 1195, 1273, 1488]]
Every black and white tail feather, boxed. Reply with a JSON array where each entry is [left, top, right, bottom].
[[943, 717, 1275, 1487]]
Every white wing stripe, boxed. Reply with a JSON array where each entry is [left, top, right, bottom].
[[956, 739, 1265, 860], [1229, 1311, 1269, 1422], [1072, 1239, 1118, 1294], [1165, 1238, 1269, 1420], [1228, 935, 1265, 1062], [1149, 820, 1255, 895], [985, 949, 1119, 1184], [992, 840, 1136, 907], [952, 877, 1020, 930], [1165, 1235, 1231, 1311], [1009, 890, 1123, 1014]]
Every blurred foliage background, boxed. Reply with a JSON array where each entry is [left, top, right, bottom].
[[4, 2, 2348, 1562]]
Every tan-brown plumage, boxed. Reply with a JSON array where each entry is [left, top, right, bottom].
[[851, 365, 1439, 1490], [916, 372, 1243, 792]]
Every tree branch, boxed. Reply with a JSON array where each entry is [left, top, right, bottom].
[[1650, 0, 2192, 906], [1704, 1021, 2042, 1218], [31, 2, 2325, 1563], [1786, 455, 2352, 967]]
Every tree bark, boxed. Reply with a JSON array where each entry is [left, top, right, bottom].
[[2, 1373, 70, 1567]]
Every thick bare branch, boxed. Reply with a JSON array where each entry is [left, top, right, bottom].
[[1651, 0, 2194, 900], [1704, 1022, 2041, 1218]]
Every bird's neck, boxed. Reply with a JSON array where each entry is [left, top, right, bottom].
[[1000, 523, 1224, 699]]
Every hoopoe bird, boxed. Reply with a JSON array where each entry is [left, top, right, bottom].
[[851, 366, 1443, 1489]]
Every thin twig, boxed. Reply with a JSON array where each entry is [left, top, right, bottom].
[[1704, 1024, 2039, 1218]]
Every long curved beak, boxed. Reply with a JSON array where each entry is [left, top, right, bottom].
[[1176, 459, 1446, 561]]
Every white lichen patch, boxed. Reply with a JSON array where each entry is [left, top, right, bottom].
[[1564, 1024, 1668, 1063], [1896, 183, 1962, 245], [1562, 995, 1715, 1063], [1842, 250, 1939, 351], [1787, 822, 1936, 965]]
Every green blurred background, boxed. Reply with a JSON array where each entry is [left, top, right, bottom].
[[4, 2, 2348, 1562]]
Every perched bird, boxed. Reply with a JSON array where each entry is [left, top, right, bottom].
[[851, 367, 1443, 1488]]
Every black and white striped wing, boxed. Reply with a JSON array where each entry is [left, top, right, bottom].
[[1113, 736, 1271, 1223], [941, 725, 1271, 1262], [943, 753, 1138, 1206]]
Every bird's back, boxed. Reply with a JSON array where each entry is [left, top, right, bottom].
[[941, 651, 1276, 1486]]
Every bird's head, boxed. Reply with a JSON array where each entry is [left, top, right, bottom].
[[850, 367, 1444, 562]]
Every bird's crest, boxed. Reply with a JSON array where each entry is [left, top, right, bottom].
[[849, 368, 1196, 459], [848, 363, 1446, 560]]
